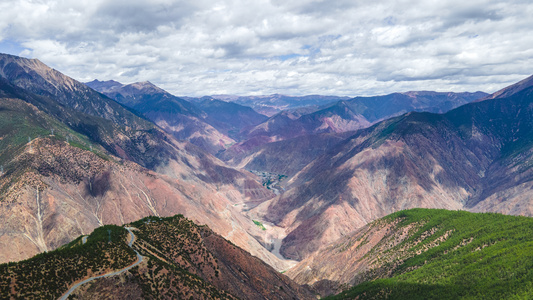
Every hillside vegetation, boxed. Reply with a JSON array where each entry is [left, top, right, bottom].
[[0, 214, 313, 299], [0, 225, 136, 299], [322, 209, 533, 299]]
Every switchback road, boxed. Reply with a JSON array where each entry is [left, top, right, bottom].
[[58, 227, 142, 300]]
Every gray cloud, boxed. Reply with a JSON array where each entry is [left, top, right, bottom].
[[0, 0, 532, 97]]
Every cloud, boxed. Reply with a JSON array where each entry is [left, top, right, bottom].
[[0, 0, 532, 96]]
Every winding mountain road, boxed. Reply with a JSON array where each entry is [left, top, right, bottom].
[[59, 227, 142, 300]]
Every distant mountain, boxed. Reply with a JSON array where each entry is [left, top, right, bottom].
[[195, 98, 268, 140], [221, 91, 487, 175], [86, 79, 234, 155], [220, 132, 353, 177], [242, 91, 487, 141], [185, 94, 351, 116], [83, 79, 123, 92], [288, 209, 533, 299], [249, 76, 532, 261], [0, 54, 288, 271], [87, 80, 269, 154], [0, 215, 313, 299]]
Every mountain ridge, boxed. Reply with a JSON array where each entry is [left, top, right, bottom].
[[0, 214, 314, 299], [288, 208, 533, 299]]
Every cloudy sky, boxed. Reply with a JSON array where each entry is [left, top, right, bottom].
[[0, 0, 532, 96]]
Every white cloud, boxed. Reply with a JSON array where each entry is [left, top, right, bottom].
[[0, 0, 532, 96]]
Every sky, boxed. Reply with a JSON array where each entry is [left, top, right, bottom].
[[0, 0, 532, 97]]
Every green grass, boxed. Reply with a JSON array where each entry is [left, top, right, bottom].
[[327, 209, 533, 300], [253, 220, 267, 231]]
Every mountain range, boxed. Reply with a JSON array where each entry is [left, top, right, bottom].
[[0, 54, 287, 271], [86, 80, 269, 155], [219, 91, 487, 180], [1, 51, 533, 299], [86, 78, 488, 180], [184, 94, 352, 117]]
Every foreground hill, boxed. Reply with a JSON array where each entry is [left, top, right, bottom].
[[0, 54, 288, 270], [250, 75, 533, 261], [287, 209, 533, 299], [0, 214, 313, 299]]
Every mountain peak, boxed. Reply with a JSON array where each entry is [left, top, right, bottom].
[[479, 74, 533, 101], [126, 81, 166, 94], [85, 79, 124, 93], [0, 53, 75, 89]]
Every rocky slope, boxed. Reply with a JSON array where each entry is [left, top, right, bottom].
[[86, 79, 235, 155], [250, 76, 532, 261], [1, 215, 314, 299], [0, 54, 293, 271]]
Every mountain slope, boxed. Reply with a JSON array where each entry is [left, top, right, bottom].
[[0, 54, 148, 129], [86, 80, 235, 155], [241, 91, 486, 142], [0, 54, 188, 170], [195, 98, 269, 140], [220, 132, 353, 177], [478, 74, 533, 101], [250, 76, 533, 261], [0, 214, 314, 299], [288, 209, 533, 299], [0, 54, 287, 270]]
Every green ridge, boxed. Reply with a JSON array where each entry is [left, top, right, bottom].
[[327, 209, 533, 300]]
